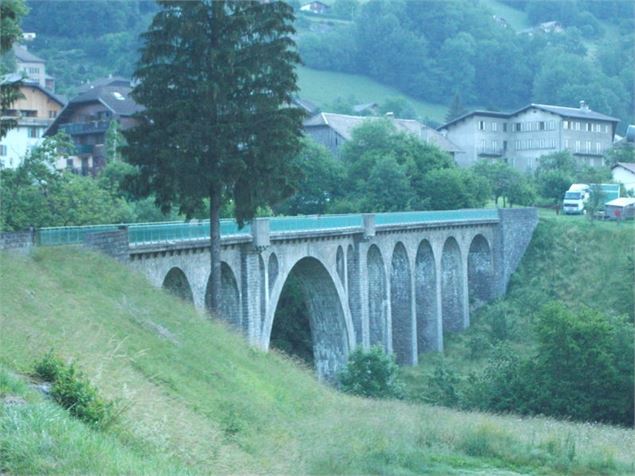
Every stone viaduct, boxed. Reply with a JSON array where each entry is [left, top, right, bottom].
[[120, 208, 538, 380]]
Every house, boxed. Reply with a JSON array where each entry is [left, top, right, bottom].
[[304, 112, 463, 160], [0, 74, 65, 169], [45, 78, 142, 175], [299, 1, 330, 15], [611, 162, 635, 193], [13, 44, 52, 91], [437, 101, 619, 171]]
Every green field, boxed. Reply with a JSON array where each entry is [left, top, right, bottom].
[[1, 242, 634, 474], [297, 66, 448, 123], [479, 0, 531, 31]]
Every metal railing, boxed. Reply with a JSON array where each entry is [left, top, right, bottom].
[[35, 209, 500, 246], [60, 120, 110, 135]]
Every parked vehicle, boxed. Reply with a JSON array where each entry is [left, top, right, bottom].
[[562, 184, 590, 214]]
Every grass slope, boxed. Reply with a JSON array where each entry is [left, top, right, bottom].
[[297, 66, 448, 122], [1, 246, 634, 474]]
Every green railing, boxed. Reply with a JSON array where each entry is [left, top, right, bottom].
[[376, 209, 499, 226], [35, 209, 500, 246]]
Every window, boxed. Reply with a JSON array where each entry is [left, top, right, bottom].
[[515, 123, 521, 132], [503, 123, 507, 132], [575, 122, 581, 131], [596, 142, 601, 154], [492, 122, 498, 132], [586, 141, 591, 153], [564, 139, 569, 149], [575, 140, 581, 152], [48, 110, 57, 118], [0, 144, 6, 156], [604, 124, 609, 133], [492, 140, 498, 150], [585, 122, 591, 132], [515, 140, 520, 150], [478, 120, 485, 131], [549, 120, 556, 130], [539, 121, 545, 131], [28, 128, 39, 138], [563, 120, 569, 130], [540, 139, 546, 149]]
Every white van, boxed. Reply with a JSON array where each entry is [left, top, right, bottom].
[[562, 184, 590, 214]]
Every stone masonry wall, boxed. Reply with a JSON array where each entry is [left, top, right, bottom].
[[0, 230, 35, 253], [495, 208, 539, 296], [83, 228, 129, 262]]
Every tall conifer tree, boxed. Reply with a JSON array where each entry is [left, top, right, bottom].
[[124, 1, 303, 314]]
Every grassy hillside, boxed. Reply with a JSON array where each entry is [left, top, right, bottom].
[[297, 66, 448, 122], [480, 0, 531, 30], [1, 246, 634, 475]]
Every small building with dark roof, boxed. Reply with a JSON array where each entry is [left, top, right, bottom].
[[304, 112, 463, 159], [45, 79, 143, 175], [437, 101, 619, 171]]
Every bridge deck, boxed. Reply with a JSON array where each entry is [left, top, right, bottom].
[[36, 209, 499, 246]]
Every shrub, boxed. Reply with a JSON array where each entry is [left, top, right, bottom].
[[33, 353, 116, 430], [338, 346, 403, 399]]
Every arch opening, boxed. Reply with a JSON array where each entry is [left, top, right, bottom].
[[468, 234, 494, 311], [391, 243, 413, 365], [441, 237, 465, 334], [162, 267, 194, 303], [346, 244, 361, 345], [270, 257, 350, 380], [336, 246, 345, 287], [415, 240, 438, 353], [206, 262, 241, 332], [367, 245, 388, 349]]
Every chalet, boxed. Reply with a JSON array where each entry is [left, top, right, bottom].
[[304, 112, 463, 160], [438, 101, 619, 171], [0, 75, 65, 169], [45, 78, 142, 175]]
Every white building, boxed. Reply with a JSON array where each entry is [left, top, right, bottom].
[[438, 102, 619, 172], [611, 162, 635, 193]]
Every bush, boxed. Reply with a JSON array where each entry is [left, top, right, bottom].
[[338, 346, 403, 399], [33, 353, 116, 429]]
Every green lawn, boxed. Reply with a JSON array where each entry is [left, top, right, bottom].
[[479, 0, 531, 31], [297, 66, 448, 123], [1, 247, 633, 474]]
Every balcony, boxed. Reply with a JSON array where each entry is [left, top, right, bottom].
[[60, 120, 110, 136], [477, 147, 504, 157], [75, 144, 94, 155]]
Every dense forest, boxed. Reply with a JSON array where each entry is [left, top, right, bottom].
[[17, 0, 634, 132]]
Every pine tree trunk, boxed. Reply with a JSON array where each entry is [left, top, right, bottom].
[[208, 186, 222, 315]]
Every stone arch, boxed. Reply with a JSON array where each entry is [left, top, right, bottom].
[[441, 237, 465, 333], [162, 267, 194, 303], [390, 242, 413, 365], [367, 245, 388, 349], [206, 262, 241, 332], [336, 246, 345, 287], [468, 234, 494, 310], [415, 240, 438, 353], [268, 253, 279, 293], [346, 244, 361, 345], [266, 257, 352, 381]]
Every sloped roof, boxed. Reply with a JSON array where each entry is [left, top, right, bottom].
[[612, 162, 635, 174], [438, 103, 619, 130], [69, 85, 142, 116], [13, 45, 45, 63], [77, 76, 132, 93], [1, 74, 65, 106], [304, 112, 463, 153], [516, 104, 619, 122]]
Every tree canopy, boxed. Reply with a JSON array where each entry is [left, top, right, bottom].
[[124, 0, 303, 313]]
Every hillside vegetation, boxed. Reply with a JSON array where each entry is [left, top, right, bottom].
[[1, 246, 634, 475], [403, 214, 634, 426]]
